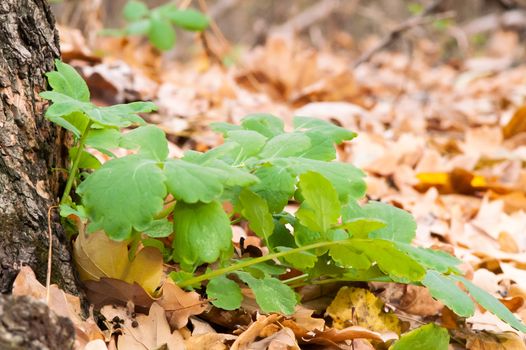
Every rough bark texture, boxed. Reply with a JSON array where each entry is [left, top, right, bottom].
[[0, 0, 78, 294], [0, 294, 75, 350]]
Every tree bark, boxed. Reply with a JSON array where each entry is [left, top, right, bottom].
[[0, 0, 78, 294]]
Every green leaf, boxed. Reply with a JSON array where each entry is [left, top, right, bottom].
[[140, 218, 173, 238], [41, 91, 155, 128], [340, 218, 387, 238], [85, 128, 121, 155], [293, 116, 357, 144], [123, 0, 149, 21], [389, 323, 449, 350], [297, 131, 337, 161], [344, 201, 416, 243], [45, 60, 90, 102], [120, 125, 168, 161], [329, 245, 371, 270], [172, 201, 232, 270], [422, 271, 474, 318], [207, 275, 243, 310], [164, 159, 228, 203], [276, 246, 317, 270], [280, 158, 366, 202], [296, 172, 340, 233], [69, 147, 101, 169], [294, 221, 322, 247], [148, 18, 176, 50], [352, 239, 426, 282], [452, 275, 526, 332], [259, 133, 311, 160], [239, 189, 274, 243], [259, 132, 311, 159], [125, 19, 151, 35], [236, 272, 296, 315], [224, 130, 267, 163], [78, 155, 166, 240], [164, 8, 209, 31], [45, 110, 89, 138], [251, 164, 295, 213], [92, 101, 156, 127], [210, 122, 242, 135], [241, 114, 284, 138], [396, 244, 462, 274], [59, 203, 87, 219], [248, 261, 288, 276]]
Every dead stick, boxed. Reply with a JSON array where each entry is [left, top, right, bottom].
[[353, 10, 455, 68], [46, 205, 58, 304]]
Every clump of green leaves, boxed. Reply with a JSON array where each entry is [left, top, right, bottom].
[[104, 0, 209, 51], [42, 61, 526, 333]]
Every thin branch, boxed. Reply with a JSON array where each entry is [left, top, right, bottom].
[[353, 0, 454, 68]]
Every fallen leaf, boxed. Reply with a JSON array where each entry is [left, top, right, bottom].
[[250, 328, 300, 350], [303, 326, 398, 348], [157, 279, 208, 329], [230, 314, 281, 350], [466, 330, 526, 349], [503, 105, 526, 139], [101, 302, 184, 350], [74, 228, 163, 296], [326, 287, 402, 335], [12, 266, 105, 349]]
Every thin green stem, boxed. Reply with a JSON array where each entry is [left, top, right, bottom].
[[281, 274, 309, 285], [177, 239, 354, 288], [154, 201, 176, 219], [60, 121, 92, 205]]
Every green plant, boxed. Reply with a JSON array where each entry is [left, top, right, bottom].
[[42, 60, 526, 332], [103, 0, 209, 51]]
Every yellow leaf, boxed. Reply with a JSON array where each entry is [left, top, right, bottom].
[[73, 226, 163, 297], [122, 247, 163, 296], [326, 287, 402, 335], [74, 229, 128, 280], [503, 105, 526, 139]]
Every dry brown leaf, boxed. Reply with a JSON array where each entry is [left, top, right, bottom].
[[503, 105, 526, 139], [12, 266, 105, 349], [230, 314, 281, 350], [249, 328, 300, 350], [466, 331, 526, 349], [303, 326, 398, 347], [157, 279, 208, 329], [101, 302, 184, 350], [84, 278, 155, 313]]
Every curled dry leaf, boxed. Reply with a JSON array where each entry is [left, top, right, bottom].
[[230, 314, 281, 350], [302, 326, 397, 348]]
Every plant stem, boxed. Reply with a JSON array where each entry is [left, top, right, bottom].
[[154, 201, 176, 219], [177, 239, 354, 288], [60, 121, 92, 205]]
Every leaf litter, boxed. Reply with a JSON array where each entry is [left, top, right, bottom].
[[13, 14, 526, 350]]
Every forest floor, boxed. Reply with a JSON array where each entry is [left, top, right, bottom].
[[14, 20, 526, 350]]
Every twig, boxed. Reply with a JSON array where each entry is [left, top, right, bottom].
[[46, 205, 58, 304], [353, 0, 454, 68], [271, 0, 344, 35]]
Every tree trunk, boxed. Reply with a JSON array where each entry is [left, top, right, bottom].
[[0, 0, 78, 294]]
